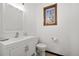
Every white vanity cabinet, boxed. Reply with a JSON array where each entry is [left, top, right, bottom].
[[0, 36, 38, 56]]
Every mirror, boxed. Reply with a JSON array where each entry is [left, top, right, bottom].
[[2, 3, 24, 39], [3, 3, 23, 31]]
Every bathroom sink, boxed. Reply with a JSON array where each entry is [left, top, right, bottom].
[[0, 36, 36, 45]]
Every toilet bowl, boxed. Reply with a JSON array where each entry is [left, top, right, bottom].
[[36, 43, 47, 56]]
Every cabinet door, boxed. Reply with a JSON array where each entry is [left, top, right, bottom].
[[10, 45, 29, 56], [8, 37, 38, 56]]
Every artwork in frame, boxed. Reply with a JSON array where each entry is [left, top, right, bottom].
[[44, 4, 57, 26]]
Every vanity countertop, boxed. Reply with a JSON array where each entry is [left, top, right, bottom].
[[0, 36, 37, 45]]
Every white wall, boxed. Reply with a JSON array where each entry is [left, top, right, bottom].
[[23, 3, 37, 36], [35, 3, 70, 55], [0, 3, 3, 39], [35, 3, 79, 56], [68, 4, 79, 55]]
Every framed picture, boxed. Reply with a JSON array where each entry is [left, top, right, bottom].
[[44, 4, 57, 26]]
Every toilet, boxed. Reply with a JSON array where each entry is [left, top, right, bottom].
[[36, 43, 47, 56]]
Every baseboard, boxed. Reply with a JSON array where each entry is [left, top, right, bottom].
[[46, 51, 64, 56]]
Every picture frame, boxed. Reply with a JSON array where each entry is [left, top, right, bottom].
[[44, 4, 57, 26]]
